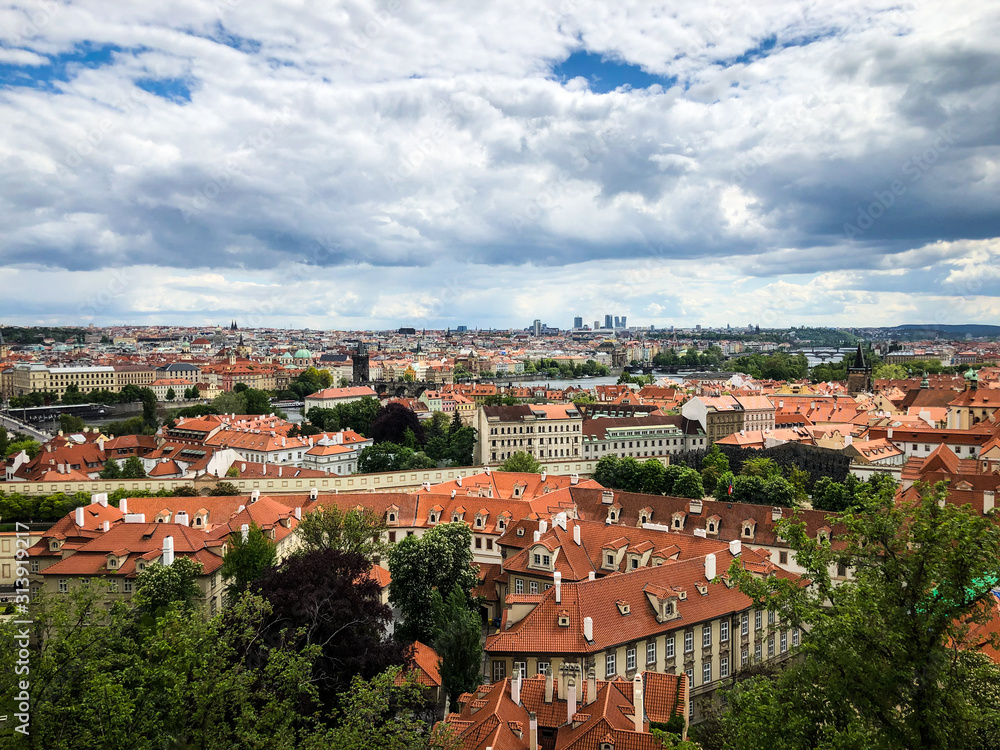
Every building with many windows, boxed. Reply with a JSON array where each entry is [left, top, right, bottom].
[[478, 404, 584, 465]]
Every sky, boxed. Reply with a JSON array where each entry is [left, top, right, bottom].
[[0, 0, 998, 331]]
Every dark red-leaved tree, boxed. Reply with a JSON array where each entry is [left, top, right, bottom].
[[369, 402, 424, 446]]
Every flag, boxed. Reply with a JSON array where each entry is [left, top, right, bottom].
[[727, 478, 734, 496]]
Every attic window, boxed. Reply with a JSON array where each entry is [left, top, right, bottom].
[[558, 612, 570, 627], [664, 601, 675, 616], [429, 512, 439, 524], [640, 514, 648, 525], [107, 558, 118, 568], [498, 519, 506, 531], [137, 562, 145, 571], [388, 512, 396, 523], [696, 583, 708, 596], [605, 553, 615, 568], [608, 511, 617, 522], [617, 600, 631, 615], [475, 517, 483, 528], [516, 528, 525, 537], [708, 522, 716, 533], [194, 517, 203, 527]]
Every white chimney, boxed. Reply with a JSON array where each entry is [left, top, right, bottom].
[[102, 520, 110, 532], [689, 498, 703, 514], [75, 506, 85, 527], [456, 475, 462, 486], [544, 667, 553, 703], [985, 490, 995, 514], [295, 507, 302, 520], [539, 519, 548, 534], [529, 712, 538, 750], [511, 670, 521, 705], [422, 481, 431, 491], [567, 678, 577, 725], [554, 571, 561, 603], [251, 489, 260, 502], [588, 571, 595, 581], [175, 511, 189, 527], [887, 427, 893, 438], [241, 523, 249, 541], [485, 466, 491, 476], [570, 473, 579, 485], [120, 498, 128, 515], [601, 490, 614, 504], [533, 530, 541, 542], [633, 673, 644, 733], [705, 553, 717, 581], [844, 434, 853, 447], [162, 535, 175, 566], [583, 616, 593, 641], [92, 492, 108, 507], [729, 539, 742, 556], [451, 489, 457, 498], [693, 528, 707, 538], [540, 470, 547, 481], [124, 513, 146, 523], [587, 668, 597, 706], [309, 487, 318, 500], [772, 507, 783, 522], [278, 466, 283, 477], [573, 524, 581, 546]]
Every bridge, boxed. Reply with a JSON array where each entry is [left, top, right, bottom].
[[0, 413, 52, 442], [3, 402, 114, 423]]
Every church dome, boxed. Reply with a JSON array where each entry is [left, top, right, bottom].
[[294, 348, 312, 359]]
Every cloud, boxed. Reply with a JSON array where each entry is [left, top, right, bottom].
[[0, 0, 997, 327]]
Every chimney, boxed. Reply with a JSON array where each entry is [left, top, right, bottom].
[[120, 498, 128, 514], [456, 475, 462, 486], [278, 466, 283, 477], [567, 678, 577, 726], [98, 437, 105, 452], [102, 520, 110, 532], [583, 615, 593, 641], [451, 489, 457, 498], [633, 673, 644, 733], [485, 466, 491, 476], [309, 487, 318, 500], [241, 523, 249, 541], [162, 536, 174, 566], [92, 492, 108, 507], [772, 507, 782, 522], [539, 519, 548, 534], [588, 571, 595, 581], [554, 571, 561, 603], [540, 470, 547, 481], [422, 481, 431, 491], [533, 530, 541, 542], [124, 513, 146, 523], [689, 497, 703, 514], [729, 539, 742, 556], [238, 505, 245, 512], [985, 490, 995, 514], [601, 490, 614, 504], [570, 473, 579, 485], [175, 511, 189, 526], [587, 668, 597, 705], [75, 506, 85, 527], [693, 528, 707, 538], [573, 524, 581, 546], [528, 712, 538, 750], [251, 489, 260, 502], [887, 427, 893, 438], [844, 434, 853, 447], [705, 553, 717, 581], [295, 507, 302, 520], [511, 670, 521, 705], [544, 666, 553, 703]]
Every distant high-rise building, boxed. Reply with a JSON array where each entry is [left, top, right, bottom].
[[532, 319, 542, 337], [620, 316, 627, 329], [594, 320, 600, 330], [456, 325, 468, 332], [573, 316, 583, 329], [604, 314, 613, 329], [614, 316, 620, 329]]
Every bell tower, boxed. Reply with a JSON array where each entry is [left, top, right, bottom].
[[847, 344, 872, 395]]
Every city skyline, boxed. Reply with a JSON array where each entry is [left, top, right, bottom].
[[1, 2, 998, 330]]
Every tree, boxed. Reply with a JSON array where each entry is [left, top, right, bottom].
[[432, 586, 483, 706], [249, 548, 408, 708], [0, 426, 7, 458], [213, 389, 247, 415], [388, 523, 480, 644], [448, 426, 477, 466], [242, 388, 272, 415], [209, 481, 241, 495], [6, 438, 40, 459], [139, 387, 158, 430], [639, 459, 667, 495], [165, 387, 176, 401], [672, 467, 705, 499], [720, 482, 1000, 750], [370, 403, 424, 446], [593, 454, 621, 488], [134, 557, 204, 615], [99, 460, 122, 479], [58, 413, 85, 433], [121, 455, 147, 479], [296, 505, 389, 562], [497, 451, 541, 473], [702, 444, 730, 475], [221, 522, 277, 602], [740, 457, 781, 479], [358, 443, 410, 473]]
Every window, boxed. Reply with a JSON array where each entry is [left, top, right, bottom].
[[755, 642, 762, 662], [606, 652, 616, 678], [475, 537, 482, 549], [109, 579, 118, 593], [768, 636, 775, 658], [493, 660, 506, 681], [768, 609, 775, 625], [630, 557, 639, 569], [606, 553, 615, 566], [543, 555, 551, 566], [741, 647, 749, 667], [665, 635, 675, 659], [792, 628, 800, 647], [684, 631, 693, 653], [741, 612, 749, 635], [515, 578, 524, 594], [647, 641, 656, 665], [537, 661, 550, 676], [838, 563, 847, 577], [124, 580, 133, 593], [514, 661, 526, 678], [781, 631, 788, 653], [702, 624, 712, 648], [530, 581, 538, 594], [720, 655, 730, 678], [720, 620, 729, 642], [533, 553, 541, 565], [388, 531, 396, 543], [779, 551, 788, 565], [703, 661, 712, 684], [755, 610, 762, 630], [58, 579, 67, 593], [685, 667, 693, 688], [626, 646, 636, 671], [30, 560, 38, 574]]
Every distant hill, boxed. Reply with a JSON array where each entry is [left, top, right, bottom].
[[890, 324, 1000, 339]]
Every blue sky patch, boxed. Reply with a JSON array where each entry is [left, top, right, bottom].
[[135, 76, 194, 103], [0, 42, 121, 91], [715, 31, 838, 68], [553, 51, 675, 93]]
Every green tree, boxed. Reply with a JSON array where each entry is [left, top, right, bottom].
[[134, 557, 204, 615], [99, 460, 122, 479], [388, 523, 480, 644], [593, 454, 621, 488], [165, 387, 176, 401], [58, 413, 85, 433], [358, 443, 409, 473], [209, 481, 242, 495], [702, 444, 730, 474], [139, 387, 159, 430], [221, 522, 277, 602], [721, 482, 1000, 750], [6, 438, 40, 459], [0, 426, 7, 458], [874, 362, 909, 380], [121, 455, 147, 479], [213, 389, 248, 415], [448, 426, 477, 467], [639, 459, 667, 494], [498, 451, 541, 473], [740, 457, 781, 480], [672, 467, 705, 499], [432, 585, 484, 707], [296, 505, 389, 562], [243, 388, 273, 415]]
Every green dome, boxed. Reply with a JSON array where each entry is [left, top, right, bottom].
[[294, 348, 312, 359], [279, 351, 293, 360], [965, 367, 978, 380]]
